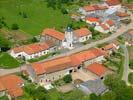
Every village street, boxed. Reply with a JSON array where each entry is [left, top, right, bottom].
[[0, 20, 133, 76], [121, 45, 129, 84]]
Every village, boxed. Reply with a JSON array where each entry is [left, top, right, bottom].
[[0, 0, 133, 100]]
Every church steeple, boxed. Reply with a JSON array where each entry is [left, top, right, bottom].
[[62, 27, 74, 49]]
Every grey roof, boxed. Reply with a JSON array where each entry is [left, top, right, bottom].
[[79, 79, 107, 95]]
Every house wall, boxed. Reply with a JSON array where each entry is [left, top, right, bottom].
[[10, 49, 50, 60], [41, 35, 62, 46], [78, 34, 92, 42], [0, 91, 5, 97], [84, 56, 105, 67], [95, 26, 109, 33], [37, 65, 82, 84], [86, 20, 99, 26], [79, 8, 95, 15]]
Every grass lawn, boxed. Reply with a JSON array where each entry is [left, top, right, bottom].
[[0, 0, 72, 36], [46, 88, 89, 100], [28, 52, 60, 63], [0, 95, 8, 100], [128, 46, 133, 60], [0, 52, 21, 69], [19, 83, 89, 100], [103, 49, 124, 78]]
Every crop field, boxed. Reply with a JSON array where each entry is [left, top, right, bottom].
[[0, 0, 72, 36]]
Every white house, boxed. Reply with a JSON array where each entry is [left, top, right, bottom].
[[105, 19, 116, 32], [73, 28, 92, 42], [95, 24, 110, 33], [79, 5, 108, 15], [86, 17, 100, 26], [10, 41, 56, 60]]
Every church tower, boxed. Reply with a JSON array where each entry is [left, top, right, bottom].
[[62, 27, 74, 49]]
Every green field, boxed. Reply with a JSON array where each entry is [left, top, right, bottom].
[[0, 0, 72, 36], [0, 52, 21, 69]]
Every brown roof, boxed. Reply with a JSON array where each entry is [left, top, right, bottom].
[[74, 28, 92, 37], [116, 12, 130, 17], [106, 0, 120, 6], [42, 28, 65, 41], [86, 63, 108, 76], [12, 42, 49, 55], [100, 24, 109, 30], [0, 74, 24, 98]]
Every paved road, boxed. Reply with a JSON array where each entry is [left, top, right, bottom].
[[0, 17, 133, 76], [121, 45, 129, 84]]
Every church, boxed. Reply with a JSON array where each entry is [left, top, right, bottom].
[[41, 27, 92, 50]]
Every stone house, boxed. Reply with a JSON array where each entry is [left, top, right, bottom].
[[26, 48, 106, 87], [41, 28, 65, 46]]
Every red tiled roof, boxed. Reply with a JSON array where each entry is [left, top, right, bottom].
[[83, 5, 108, 12], [106, 20, 114, 26], [106, 0, 120, 6], [74, 28, 92, 37], [32, 56, 73, 74], [8, 87, 23, 98], [32, 48, 105, 75], [42, 28, 65, 41], [116, 12, 130, 17], [103, 43, 114, 50], [83, 5, 95, 11], [0, 82, 5, 91], [12, 42, 49, 55], [100, 24, 109, 30], [86, 63, 108, 76], [0, 74, 24, 98], [86, 17, 100, 22]]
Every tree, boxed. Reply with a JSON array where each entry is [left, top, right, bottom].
[[89, 93, 100, 100], [61, 8, 68, 14], [0, 34, 11, 52], [104, 74, 133, 100], [47, 0, 56, 9], [128, 72, 133, 84], [129, 60, 133, 69], [63, 74, 72, 83], [11, 23, 19, 30], [31, 37, 38, 43], [0, 23, 2, 29]]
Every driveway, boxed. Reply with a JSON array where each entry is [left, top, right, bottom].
[[72, 70, 97, 82]]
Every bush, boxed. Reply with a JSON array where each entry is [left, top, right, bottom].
[[129, 60, 133, 69], [128, 72, 133, 84], [11, 23, 19, 30], [63, 74, 72, 83], [61, 8, 68, 14]]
